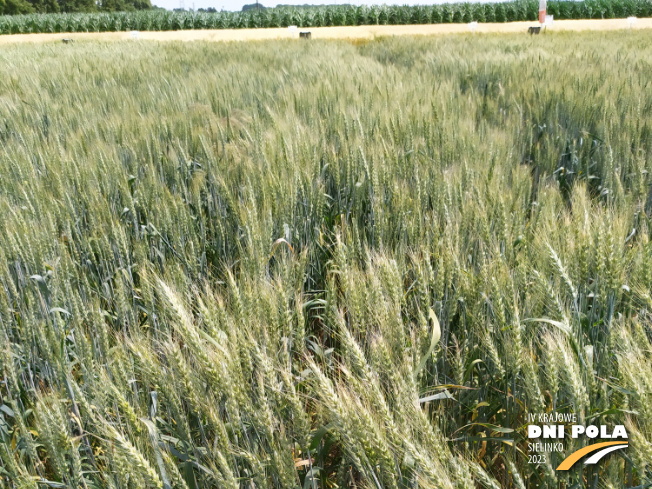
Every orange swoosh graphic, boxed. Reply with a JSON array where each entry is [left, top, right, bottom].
[[557, 442, 628, 470]]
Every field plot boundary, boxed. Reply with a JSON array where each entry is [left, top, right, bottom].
[[1, 17, 651, 43]]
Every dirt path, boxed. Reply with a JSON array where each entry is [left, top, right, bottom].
[[0, 18, 650, 44]]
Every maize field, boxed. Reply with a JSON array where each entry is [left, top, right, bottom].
[[1, 0, 652, 35], [0, 31, 651, 489]]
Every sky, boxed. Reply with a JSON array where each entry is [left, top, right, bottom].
[[152, 0, 506, 13]]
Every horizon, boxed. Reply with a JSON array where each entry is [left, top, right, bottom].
[[152, 0, 509, 13]]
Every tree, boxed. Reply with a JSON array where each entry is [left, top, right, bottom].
[[28, 0, 60, 13], [0, 0, 34, 14], [242, 3, 266, 11], [1, 0, 152, 13], [55, 0, 95, 12]]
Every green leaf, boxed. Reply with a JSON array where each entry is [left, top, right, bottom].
[[456, 422, 514, 434], [34, 480, 66, 488], [415, 308, 441, 377], [450, 436, 514, 446], [587, 408, 639, 421], [309, 425, 330, 451], [0, 405, 14, 417], [522, 318, 571, 335], [419, 390, 454, 403], [49, 307, 71, 316]]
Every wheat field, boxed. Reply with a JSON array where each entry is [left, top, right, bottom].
[[0, 32, 651, 489]]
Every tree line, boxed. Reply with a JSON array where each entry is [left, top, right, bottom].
[[0, 0, 151, 15]]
